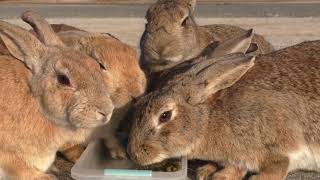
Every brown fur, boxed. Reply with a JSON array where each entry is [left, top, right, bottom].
[[141, 0, 274, 73], [0, 12, 114, 179], [45, 26, 146, 161], [128, 40, 320, 180]]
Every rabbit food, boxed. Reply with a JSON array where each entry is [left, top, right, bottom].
[[136, 159, 181, 172]]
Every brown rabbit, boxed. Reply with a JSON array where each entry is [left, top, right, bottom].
[[57, 28, 147, 161], [141, 0, 274, 73], [0, 12, 114, 179], [23, 13, 146, 162], [128, 39, 320, 180]]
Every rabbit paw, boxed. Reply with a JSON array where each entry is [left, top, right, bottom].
[[48, 164, 60, 175], [212, 173, 232, 180], [34, 174, 57, 180], [212, 166, 246, 180], [196, 164, 218, 180], [60, 144, 86, 163], [108, 143, 127, 159]]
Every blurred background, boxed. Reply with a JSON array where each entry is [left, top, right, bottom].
[[0, 0, 319, 50]]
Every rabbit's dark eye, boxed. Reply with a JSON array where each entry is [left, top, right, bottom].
[[181, 17, 189, 27], [159, 111, 172, 123], [99, 63, 107, 71], [57, 74, 71, 86]]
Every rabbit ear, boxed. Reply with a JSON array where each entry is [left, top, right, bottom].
[[209, 29, 255, 58], [185, 54, 255, 104], [0, 20, 46, 73], [21, 11, 65, 47], [187, 0, 197, 10]]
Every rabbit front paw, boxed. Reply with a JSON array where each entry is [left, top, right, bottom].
[[60, 143, 86, 163], [34, 174, 57, 180], [196, 163, 218, 180], [212, 165, 246, 180], [108, 143, 127, 159]]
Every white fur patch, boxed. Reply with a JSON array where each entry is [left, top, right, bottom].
[[151, 153, 170, 164], [165, 55, 183, 62], [288, 145, 320, 172], [31, 152, 56, 172]]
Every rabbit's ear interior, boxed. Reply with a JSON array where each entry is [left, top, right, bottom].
[[187, 54, 255, 104], [21, 11, 65, 47], [0, 20, 46, 73], [209, 29, 255, 58], [246, 43, 259, 54]]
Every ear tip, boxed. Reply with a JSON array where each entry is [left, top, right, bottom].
[[21, 10, 41, 22], [21, 10, 33, 18], [246, 29, 254, 37]]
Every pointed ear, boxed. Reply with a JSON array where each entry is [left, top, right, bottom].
[[186, 54, 255, 104], [0, 20, 46, 73], [21, 10, 65, 47], [209, 29, 255, 58], [188, 0, 197, 10]]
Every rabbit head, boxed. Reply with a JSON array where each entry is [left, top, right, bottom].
[[0, 11, 114, 128], [148, 29, 256, 91], [129, 28, 255, 164], [140, 0, 210, 72], [128, 52, 255, 165], [56, 31, 146, 108]]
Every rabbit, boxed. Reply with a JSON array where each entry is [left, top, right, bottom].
[[0, 11, 115, 180], [23, 13, 146, 162], [149, 28, 257, 91], [140, 0, 274, 74], [128, 36, 320, 180]]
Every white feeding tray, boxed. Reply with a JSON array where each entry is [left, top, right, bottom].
[[71, 140, 188, 180]]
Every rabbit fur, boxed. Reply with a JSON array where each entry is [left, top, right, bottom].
[[23, 16, 146, 161], [141, 0, 274, 73], [0, 11, 116, 179], [128, 39, 320, 180]]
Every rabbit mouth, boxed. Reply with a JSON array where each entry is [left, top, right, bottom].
[[67, 110, 113, 129]]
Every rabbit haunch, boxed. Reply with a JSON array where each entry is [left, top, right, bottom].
[[128, 40, 320, 179]]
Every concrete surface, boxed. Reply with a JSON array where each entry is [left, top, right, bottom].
[[5, 17, 320, 50], [0, 3, 320, 18]]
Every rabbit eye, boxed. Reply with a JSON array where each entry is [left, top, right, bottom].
[[159, 111, 172, 123], [57, 74, 71, 86], [99, 63, 107, 71]]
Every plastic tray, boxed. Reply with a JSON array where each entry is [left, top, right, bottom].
[[71, 140, 188, 180]]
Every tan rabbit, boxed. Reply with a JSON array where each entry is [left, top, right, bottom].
[[141, 0, 274, 73], [57, 28, 147, 161], [0, 11, 115, 179], [23, 13, 146, 162], [128, 38, 320, 180]]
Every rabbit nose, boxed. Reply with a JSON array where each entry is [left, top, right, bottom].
[[96, 111, 113, 124], [96, 111, 106, 121]]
